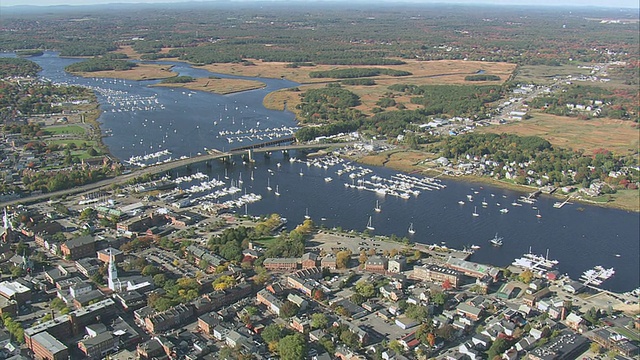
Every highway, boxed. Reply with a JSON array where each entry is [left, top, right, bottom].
[[0, 142, 349, 208]]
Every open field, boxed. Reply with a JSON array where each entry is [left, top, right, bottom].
[[357, 150, 435, 173], [513, 64, 592, 85], [261, 60, 515, 115], [153, 77, 266, 95], [71, 63, 177, 81], [44, 125, 86, 135], [199, 59, 516, 84], [47, 139, 99, 147], [478, 112, 640, 156]]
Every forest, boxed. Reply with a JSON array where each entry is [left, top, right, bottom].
[[0, 3, 636, 70], [0, 58, 42, 78], [389, 84, 504, 118], [308, 68, 412, 79], [64, 58, 137, 73]]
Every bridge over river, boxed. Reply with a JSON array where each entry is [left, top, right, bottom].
[[0, 141, 351, 208]]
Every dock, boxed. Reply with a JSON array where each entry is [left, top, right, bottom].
[[553, 194, 574, 209], [512, 247, 559, 275]]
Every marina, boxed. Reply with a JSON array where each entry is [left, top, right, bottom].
[[512, 248, 559, 276], [12, 52, 638, 294], [581, 266, 616, 286]]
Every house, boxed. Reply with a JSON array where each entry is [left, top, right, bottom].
[[287, 293, 308, 310], [565, 313, 584, 332], [290, 316, 309, 333], [563, 280, 585, 294], [256, 289, 283, 316], [456, 303, 483, 321], [198, 312, 222, 336], [60, 236, 96, 260]]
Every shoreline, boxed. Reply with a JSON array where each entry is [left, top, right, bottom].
[[350, 150, 639, 213]]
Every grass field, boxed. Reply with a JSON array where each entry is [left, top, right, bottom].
[[47, 139, 99, 147], [513, 64, 592, 85], [478, 112, 640, 156], [72, 64, 178, 81], [259, 59, 515, 115], [153, 77, 266, 95], [200, 59, 515, 84], [44, 125, 86, 135]]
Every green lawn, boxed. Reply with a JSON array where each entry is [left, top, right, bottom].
[[48, 139, 97, 147], [254, 236, 279, 247], [44, 125, 86, 135]]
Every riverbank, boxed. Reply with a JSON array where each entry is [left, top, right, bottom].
[[152, 77, 266, 95], [351, 148, 639, 212]]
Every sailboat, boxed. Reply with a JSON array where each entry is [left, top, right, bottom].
[[267, 178, 272, 191], [238, 173, 243, 185], [274, 185, 280, 196], [250, 171, 254, 181], [304, 208, 310, 220], [408, 222, 415, 235], [489, 233, 503, 246], [366, 216, 375, 231], [224, 168, 229, 180], [472, 206, 480, 217], [536, 210, 542, 218], [374, 200, 381, 213], [482, 198, 488, 207]]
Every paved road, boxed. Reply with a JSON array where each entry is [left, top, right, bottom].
[[0, 142, 349, 208]]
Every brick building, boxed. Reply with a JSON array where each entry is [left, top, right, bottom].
[[412, 264, 462, 288], [30, 331, 69, 360], [60, 235, 96, 260]]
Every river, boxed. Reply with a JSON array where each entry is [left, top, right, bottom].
[[6, 52, 640, 293]]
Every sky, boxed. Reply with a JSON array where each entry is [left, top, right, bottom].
[[2, 0, 639, 7]]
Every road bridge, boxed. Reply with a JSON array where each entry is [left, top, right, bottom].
[[1, 142, 351, 208]]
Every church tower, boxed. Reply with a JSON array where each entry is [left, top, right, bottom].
[[107, 249, 119, 291]]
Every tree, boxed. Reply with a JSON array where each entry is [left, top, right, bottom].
[[141, 265, 160, 276], [261, 324, 283, 344], [311, 313, 328, 329], [278, 333, 306, 360], [518, 270, 534, 284], [487, 337, 510, 359], [405, 304, 430, 322], [355, 281, 376, 298], [442, 279, 453, 291], [431, 291, 447, 306], [336, 250, 351, 269], [340, 329, 360, 348], [280, 301, 300, 319]]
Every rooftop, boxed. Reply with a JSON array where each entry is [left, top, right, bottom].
[[31, 331, 67, 355]]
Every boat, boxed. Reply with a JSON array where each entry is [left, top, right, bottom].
[[267, 178, 272, 191], [471, 244, 481, 250], [408, 222, 415, 235], [366, 216, 375, 231], [536, 210, 542, 218], [224, 169, 229, 180], [374, 200, 381, 213], [500, 208, 509, 214], [482, 198, 488, 207], [304, 208, 310, 220], [458, 200, 465, 205], [324, 177, 333, 182], [472, 206, 479, 217], [490, 233, 503, 246], [250, 171, 254, 181], [274, 185, 280, 196]]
